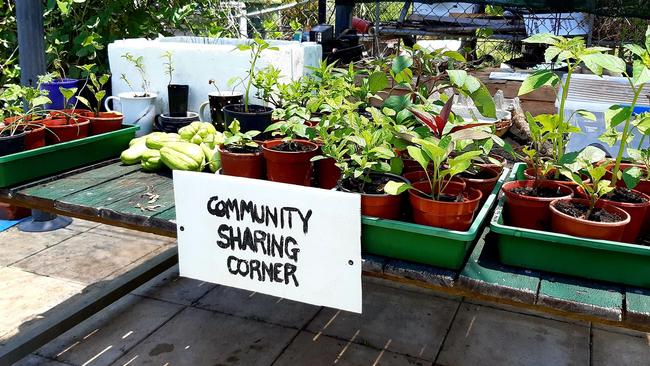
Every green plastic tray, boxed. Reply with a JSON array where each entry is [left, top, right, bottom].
[[0, 126, 137, 188], [491, 163, 650, 288], [361, 167, 510, 270]]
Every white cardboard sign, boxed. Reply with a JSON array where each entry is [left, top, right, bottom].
[[173, 171, 362, 313]]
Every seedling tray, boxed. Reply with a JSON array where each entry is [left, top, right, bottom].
[[0, 126, 137, 188], [491, 163, 650, 288], [361, 167, 510, 270]]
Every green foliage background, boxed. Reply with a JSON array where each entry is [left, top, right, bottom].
[[0, 0, 237, 86]]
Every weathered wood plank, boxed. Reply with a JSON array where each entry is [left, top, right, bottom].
[[19, 163, 142, 201], [625, 288, 650, 326]]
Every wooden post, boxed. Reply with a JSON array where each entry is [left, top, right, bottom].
[[15, 0, 46, 88]]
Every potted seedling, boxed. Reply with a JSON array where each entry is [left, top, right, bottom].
[[330, 107, 408, 219], [217, 120, 264, 179], [162, 51, 189, 117], [385, 132, 483, 230], [39, 52, 79, 110], [548, 150, 630, 241], [0, 83, 51, 151], [75, 65, 124, 135], [262, 113, 318, 186], [104, 53, 158, 136], [223, 38, 278, 133]]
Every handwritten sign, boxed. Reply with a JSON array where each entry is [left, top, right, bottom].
[[173, 171, 362, 313]]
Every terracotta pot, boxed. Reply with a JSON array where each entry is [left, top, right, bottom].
[[340, 173, 409, 220], [524, 167, 588, 190], [605, 163, 650, 195], [42, 117, 90, 144], [550, 198, 630, 241], [218, 146, 265, 179], [459, 167, 499, 204], [21, 123, 46, 150], [599, 188, 650, 243], [262, 139, 318, 186], [49, 109, 91, 118], [408, 181, 481, 230], [502, 180, 574, 231], [85, 111, 124, 135], [316, 157, 340, 189], [475, 154, 506, 175]]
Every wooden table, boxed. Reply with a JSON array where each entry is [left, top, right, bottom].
[[2, 159, 650, 363]]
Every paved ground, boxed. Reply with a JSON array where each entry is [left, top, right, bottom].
[[3, 220, 650, 365]]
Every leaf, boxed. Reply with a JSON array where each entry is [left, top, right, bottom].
[[518, 70, 560, 96], [624, 44, 646, 57], [632, 60, 650, 86], [470, 85, 497, 118], [523, 33, 560, 45], [581, 53, 626, 75], [406, 145, 429, 171], [605, 105, 632, 128], [544, 46, 562, 63], [384, 181, 411, 195], [447, 70, 467, 88], [576, 109, 596, 121], [588, 165, 607, 182], [442, 50, 465, 62], [345, 135, 366, 148], [623, 166, 643, 189], [383, 95, 412, 112], [31, 96, 52, 107], [409, 108, 439, 135], [75, 95, 91, 109], [368, 71, 389, 94], [463, 75, 481, 94], [391, 55, 413, 75], [577, 145, 606, 164], [370, 146, 394, 158]]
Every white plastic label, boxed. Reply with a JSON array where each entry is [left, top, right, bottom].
[[173, 171, 362, 313]]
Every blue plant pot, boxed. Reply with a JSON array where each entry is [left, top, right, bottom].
[[40, 79, 79, 110]]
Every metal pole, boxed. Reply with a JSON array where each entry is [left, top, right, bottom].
[[318, 0, 326, 24], [15, 0, 73, 232], [15, 0, 46, 87], [335, 0, 353, 36]]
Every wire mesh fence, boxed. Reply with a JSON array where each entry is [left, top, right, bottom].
[[236, 0, 649, 68]]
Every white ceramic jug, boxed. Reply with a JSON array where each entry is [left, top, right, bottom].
[[105, 92, 158, 136]]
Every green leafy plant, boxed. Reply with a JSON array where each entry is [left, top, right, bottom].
[[75, 64, 110, 116], [121, 52, 151, 96], [59, 87, 78, 110], [265, 105, 315, 141], [222, 120, 259, 149], [231, 38, 278, 113], [0, 82, 52, 137], [560, 148, 614, 218], [253, 65, 283, 107], [161, 51, 175, 85], [599, 26, 650, 187]]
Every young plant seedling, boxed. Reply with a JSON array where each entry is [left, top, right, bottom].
[[76, 64, 110, 117], [161, 51, 175, 85], [222, 119, 260, 151], [121, 52, 151, 97], [231, 38, 279, 112]]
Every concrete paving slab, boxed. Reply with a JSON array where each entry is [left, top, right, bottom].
[[306, 280, 460, 361], [0, 267, 84, 342], [35, 294, 183, 366], [131, 265, 215, 306], [0, 227, 79, 266], [113, 307, 297, 366], [88, 224, 174, 245], [12, 232, 160, 284], [13, 354, 71, 366], [591, 328, 650, 366], [194, 285, 321, 328], [436, 303, 590, 366], [274, 331, 428, 366], [102, 243, 175, 282], [65, 219, 101, 233]]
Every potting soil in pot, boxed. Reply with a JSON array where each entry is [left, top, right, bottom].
[[224, 145, 261, 154], [270, 141, 314, 152], [510, 185, 568, 198], [554, 200, 624, 222], [603, 187, 648, 204], [340, 174, 400, 194]]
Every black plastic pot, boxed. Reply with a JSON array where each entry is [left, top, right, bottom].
[[168, 84, 189, 117], [223, 104, 273, 135], [154, 112, 200, 133], [0, 131, 27, 157], [200, 92, 243, 132]]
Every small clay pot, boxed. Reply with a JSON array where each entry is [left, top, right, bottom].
[[218, 146, 265, 179], [21, 124, 46, 150], [340, 173, 410, 220], [550, 198, 630, 242], [459, 167, 499, 204], [524, 167, 589, 190], [501, 180, 574, 231], [262, 139, 318, 186], [42, 117, 90, 144], [598, 188, 650, 244], [401, 171, 467, 189], [316, 157, 340, 189], [408, 181, 482, 230], [85, 111, 124, 135], [605, 163, 650, 196]]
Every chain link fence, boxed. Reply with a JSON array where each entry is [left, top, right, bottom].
[[233, 0, 649, 68]]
